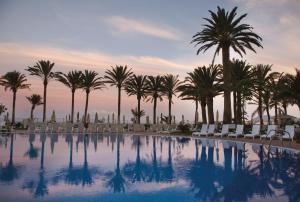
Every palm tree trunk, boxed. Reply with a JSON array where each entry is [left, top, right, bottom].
[[274, 101, 278, 125], [30, 105, 35, 120], [153, 97, 157, 124], [12, 91, 16, 125], [258, 93, 263, 125], [233, 90, 237, 123], [283, 102, 287, 115], [137, 98, 141, 124], [200, 98, 207, 124], [207, 97, 214, 124], [168, 97, 172, 125], [222, 46, 232, 124], [84, 91, 90, 128], [71, 90, 75, 123], [266, 106, 270, 125], [237, 92, 242, 124], [195, 100, 198, 124], [118, 87, 121, 124], [43, 83, 47, 122]]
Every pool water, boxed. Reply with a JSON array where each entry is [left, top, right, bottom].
[[0, 133, 299, 202]]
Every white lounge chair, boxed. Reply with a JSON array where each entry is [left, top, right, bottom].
[[281, 125, 295, 141], [244, 125, 260, 139], [260, 125, 278, 140], [200, 124, 216, 137], [192, 124, 208, 136], [214, 124, 229, 138], [228, 125, 244, 138]]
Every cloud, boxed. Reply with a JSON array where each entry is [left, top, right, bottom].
[[0, 42, 195, 75], [105, 16, 180, 40]]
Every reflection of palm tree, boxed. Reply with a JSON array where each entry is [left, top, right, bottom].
[[106, 135, 126, 192], [54, 134, 100, 187], [187, 141, 218, 201], [148, 136, 160, 182], [124, 136, 148, 182], [0, 134, 22, 182], [24, 134, 39, 159], [161, 138, 174, 182]]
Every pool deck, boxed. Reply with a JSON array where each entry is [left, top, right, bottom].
[[6, 130, 300, 151]]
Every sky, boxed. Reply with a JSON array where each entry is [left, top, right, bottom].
[[0, 0, 299, 122]]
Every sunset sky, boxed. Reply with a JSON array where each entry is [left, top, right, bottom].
[[0, 0, 299, 122]]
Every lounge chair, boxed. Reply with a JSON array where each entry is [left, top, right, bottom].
[[281, 125, 295, 141], [228, 125, 244, 138], [192, 124, 208, 136], [244, 125, 260, 139], [260, 125, 278, 140], [214, 124, 229, 138], [200, 124, 216, 137]]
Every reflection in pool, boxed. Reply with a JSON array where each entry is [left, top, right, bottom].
[[0, 133, 299, 202]]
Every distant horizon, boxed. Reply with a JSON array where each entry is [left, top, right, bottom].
[[0, 0, 299, 122]]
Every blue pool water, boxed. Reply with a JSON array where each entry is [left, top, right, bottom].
[[0, 133, 299, 202]]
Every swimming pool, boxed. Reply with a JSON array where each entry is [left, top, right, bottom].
[[0, 133, 299, 202]]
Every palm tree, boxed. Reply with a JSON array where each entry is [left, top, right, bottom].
[[231, 59, 254, 124], [104, 65, 133, 124], [26, 60, 55, 122], [184, 70, 207, 123], [0, 71, 30, 124], [55, 70, 83, 123], [145, 75, 164, 124], [131, 108, 146, 123], [26, 94, 43, 120], [125, 75, 148, 124], [162, 74, 182, 124], [81, 70, 105, 127], [191, 7, 263, 123], [178, 84, 200, 124], [252, 64, 272, 125], [194, 65, 221, 124], [287, 69, 300, 112]]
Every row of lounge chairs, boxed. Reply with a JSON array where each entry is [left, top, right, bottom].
[[192, 124, 295, 141]]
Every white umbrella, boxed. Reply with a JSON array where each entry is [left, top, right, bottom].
[[87, 114, 90, 123], [157, 116, 159, 125], [94, 112, 98, 123], [173, 116, 176, 124], [216, 110, 219, 124], [77, 112, 80, 123], [182, 115, 185, 124], [123, 115, 125, 124], [112, 113, 115, 124], [146, 116, 149, 124], [107, 114, 110, 124], [51, 110, 56, 123]]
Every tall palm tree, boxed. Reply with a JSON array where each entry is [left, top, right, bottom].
[[125, 75, 148, 124], [104, 65, 133, 124], [162, 74, 182, 124], [252, 64, 272, 125], [26, 94, 43, 120], [145, 75, 164, 124], [194, 65, 222, 124], [55, 70, 83, 123], [231, 59, 254, 124], [81, 70, 105, 127], [26, 60, 55, 122], [191, 7, 263, 123], [0, 71, 30, 124]]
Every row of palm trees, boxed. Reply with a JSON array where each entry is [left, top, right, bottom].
[[0, 61, 181, 126], [0, 59, 299, 127]]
